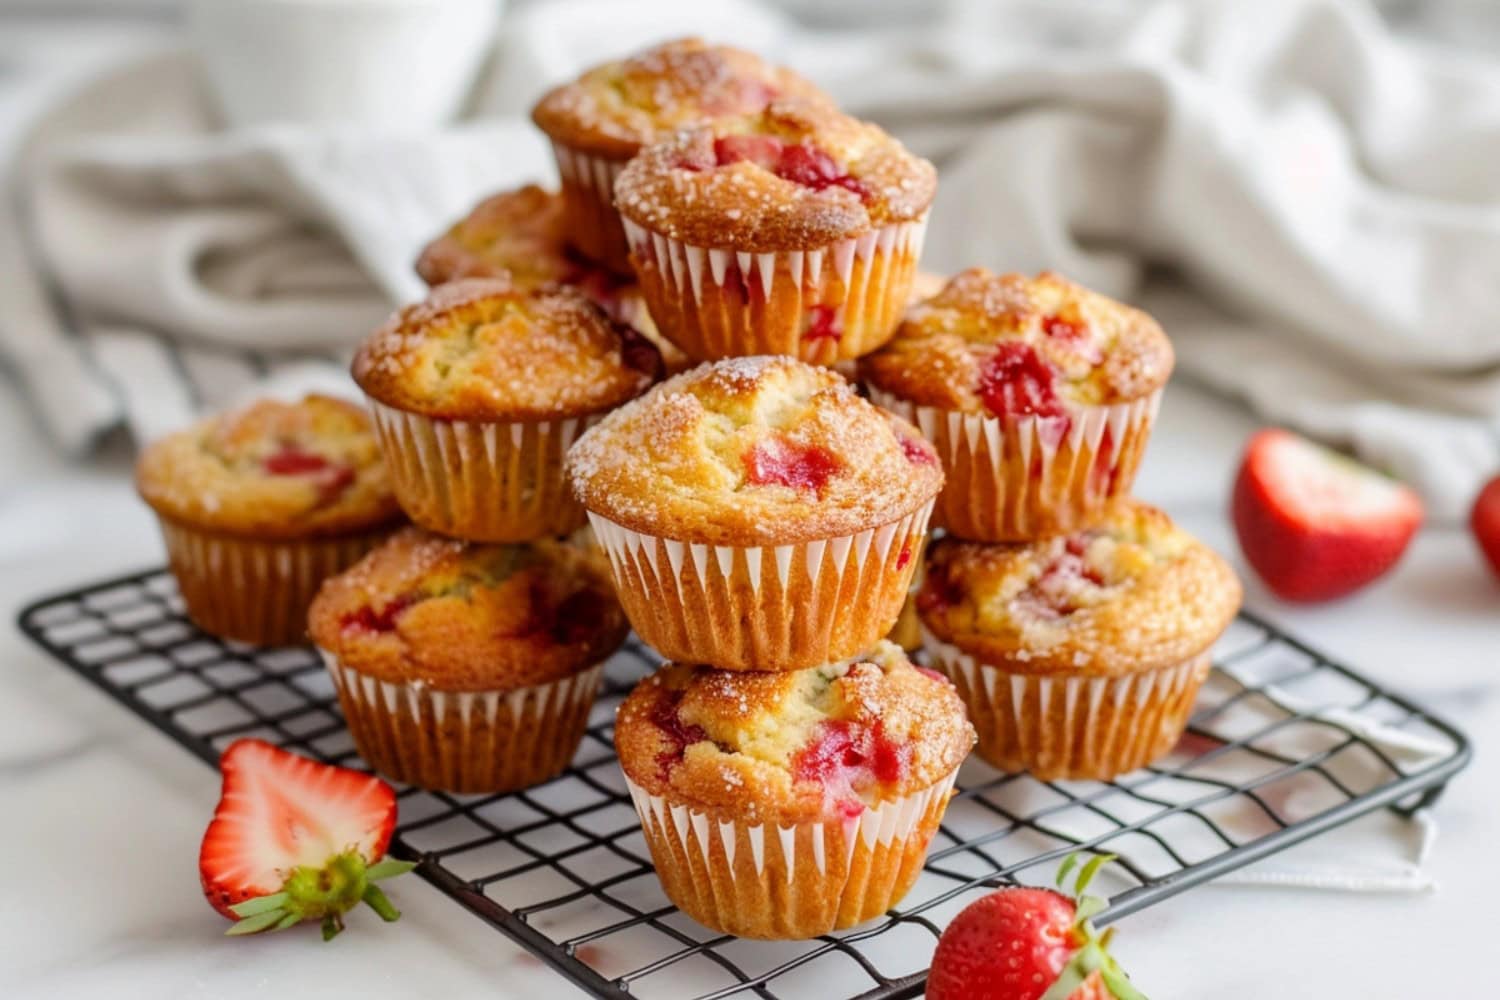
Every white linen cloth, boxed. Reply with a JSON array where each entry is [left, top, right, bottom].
[[5, 0, 1500, 518]]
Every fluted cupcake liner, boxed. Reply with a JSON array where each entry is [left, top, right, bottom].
[[321, 652, 605, 794], [550, 142, 632, 273], [624, 771, 956, 939], [366, 399, 596, 543], [868, 387, 1162, 542], [922, 627, 1209, 781], [623, 215, 928, 365], [587, 500, 933, 671], [157, 519, 389, 646]]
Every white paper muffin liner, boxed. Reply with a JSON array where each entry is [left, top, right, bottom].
[[157, 519, 387, 646], [921, 626, 1210, 780], [550, 142, 631, 272], [586, 499, 934, 670], [622, 215, 928, 364], [321, 649, 605, 794], [624, 770, 957, 938], [366, 398, 596, 542], [867, 386, 1163, 541]]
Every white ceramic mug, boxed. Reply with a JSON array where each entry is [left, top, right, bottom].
[[188, 0, 503, 129]]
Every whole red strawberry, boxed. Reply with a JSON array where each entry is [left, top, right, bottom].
[[1231, 429, 1422, 602], [200, 739, 415, 939], [1472, 475, 1500, 580], [927, 855, 1145, 1000]]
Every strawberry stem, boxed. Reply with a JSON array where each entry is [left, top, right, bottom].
[[222, 852, 416, 940], [362, 883, 402, 923]]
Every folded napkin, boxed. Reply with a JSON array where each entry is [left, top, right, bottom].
[[5, 0, 1499, 518]]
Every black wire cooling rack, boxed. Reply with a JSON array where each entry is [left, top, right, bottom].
[[17, 568, 1470, 1000]]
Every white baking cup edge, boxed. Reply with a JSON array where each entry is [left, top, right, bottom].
[[552, 143, 626, 208], [623, 770, 956, 882], [867, 386, 1162, 489], [320, 649, 605, 731], [621, 215, 928, 305], [366, 398, 596, 534], [586, 499, 934, 600]]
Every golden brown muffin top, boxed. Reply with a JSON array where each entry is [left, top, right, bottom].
[[413, 185, 690, 374], [135, 394, 402, 539], [615, 641, 974, 824], [530, 37, 827, 161], [614, 98, 937, 253], [918, 502, 1241, 677], [566, 356, 944, 546], [861, 269, 1174, 415], [308, 527, 627, 691], [351, 278, 661, 421]]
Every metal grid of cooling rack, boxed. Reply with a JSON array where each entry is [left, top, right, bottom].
[[17, 568, 1470, 1000]]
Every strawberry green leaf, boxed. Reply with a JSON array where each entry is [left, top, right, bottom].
[[1073, 893, 1107, 924], [228, 892, 289, 919], [226, 909, 290, 936], [1100, 964, 1150, 1000], [366, 858, 417, 881], [1056, 853, 1081, 890], [362, 883, 402, 923], [273, 911, 302, 931], [1040, 943, 1103, 1000], [1074, 853, 1115, 897]]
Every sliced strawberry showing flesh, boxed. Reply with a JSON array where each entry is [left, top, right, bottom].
[[650, 690, 708, 779], [1231, 429, 1423, 602], [199, 739, 413, 939], [978, 342, 1068, 420], [743, 438, 841, 492], [1470, 474, 1500, 580]]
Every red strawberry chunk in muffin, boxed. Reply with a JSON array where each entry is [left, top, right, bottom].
[[650, 691, 709, 780], [744, 438, 842, 492], [1012, 543, 1107, 620], [803, 304, 842, 343], [710, 135, 873, 199], [340, 593, 419, 634], [793, 719, 910, 817], [263, 444, 357, 504], [899, 434, 937, 466], [977, 343, 1068, 420]]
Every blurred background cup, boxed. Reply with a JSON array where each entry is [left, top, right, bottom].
[[187, 0, 503, 129]]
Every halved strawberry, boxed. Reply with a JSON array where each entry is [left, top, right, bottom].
[[1471, 474, 1500, 580], [927, 854, 1146, 1000], [199, 739, 414, 940], [1231, 429, 1423, 602]]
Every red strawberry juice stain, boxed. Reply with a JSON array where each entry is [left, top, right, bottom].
[[650, 690, 708, 779], [743, 438, 841, 492], [914, 665, 951, 685], [977, 343, 1067, 420], [1088, 425, 1119, 494], [340, 593, 418, 633], [896, 544, 913, 570], [1042, 312, 1103, 365], [552, 587, 608, 644], [803, 304, 842, 343]]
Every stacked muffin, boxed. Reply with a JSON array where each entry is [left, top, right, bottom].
[[137, 35, 1245, 943], [861, 270, 1242, 780]]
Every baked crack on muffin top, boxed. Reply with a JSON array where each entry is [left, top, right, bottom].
[[566, 356, 944, 546], [531, 37, 828, 161], [615, 640, 974, 824], [308, 527, 626, 691], [135, 394, 402, 539], [919, 502, 1241, 676], [614, 97, 937, 253], [862, 269, 1174, 416], [352, 278, 661, 421]]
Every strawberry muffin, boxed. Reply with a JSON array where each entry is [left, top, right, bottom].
[[136, 394, 402, 646], [414, 184, 689, 374], [532, 38, 827, 273], [309, 528, 627, 794], [862, 269, 1172, 541], [353, 278, 661, 541], [918, 502, 1241, 781], [616, 641, 974, 938], [616, 98, 935, 366], [566, 356, 943, 670]]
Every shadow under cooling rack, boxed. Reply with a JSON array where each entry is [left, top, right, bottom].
[[17, 569, 1470, 1000]]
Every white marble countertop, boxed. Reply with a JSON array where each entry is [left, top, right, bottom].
[[3, 374, 1495, 999]]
